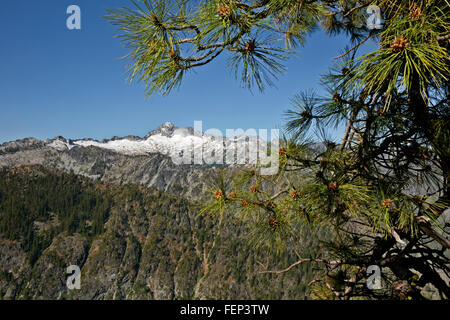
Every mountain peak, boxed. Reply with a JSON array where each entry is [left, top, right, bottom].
[[145, 122, 177, 138], [161, 121, 175, 128]]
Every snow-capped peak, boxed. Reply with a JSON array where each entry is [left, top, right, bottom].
[[144, 121, 176, 138], [44, 123, 277, 169]]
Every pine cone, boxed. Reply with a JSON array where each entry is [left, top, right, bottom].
[[279, 147, 287, 155], [150, 14, 158, 23], [382, 198, 393, 208], [241, 200, 248, 207], [409, 3, 423, 21], [409, 8, 422, 20], [228, 191, 236, 198], [333, 93, 341, 102], [290, 190, 299, 198], [250, 185, 258, 193], [217, 5, 230, 17], [268, 218, 278, 228], [412, 195, 422, 205], [150, 14, 162, 27], [328, 182, 338, 193], [244, 40, 256, 53], [214, 190, 224, 200], [390, 36, 409, 53]]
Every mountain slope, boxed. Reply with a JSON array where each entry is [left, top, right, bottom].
[[0, 166, 325, 299]]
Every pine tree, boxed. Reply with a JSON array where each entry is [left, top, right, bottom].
[[106, 1, 449, 299]]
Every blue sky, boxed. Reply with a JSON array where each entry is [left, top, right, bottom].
[[0, 0, 359, 144]]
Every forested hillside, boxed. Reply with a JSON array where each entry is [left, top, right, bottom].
[[0, 165, 326, 299]]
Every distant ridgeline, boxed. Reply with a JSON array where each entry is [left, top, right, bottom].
[[0, 166, 326, 300]]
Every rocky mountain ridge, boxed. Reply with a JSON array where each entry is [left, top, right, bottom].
[[0, 122, 274, 199]]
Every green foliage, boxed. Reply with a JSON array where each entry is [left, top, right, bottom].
[[104, 0, 450, 300], [0, 167, 111, 263], [105, 0, 321, 94], [346, 2, 449, 105]]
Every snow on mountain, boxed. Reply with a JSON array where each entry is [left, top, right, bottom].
[[44, 122, 276, 166], [46, 137, 75, 151]]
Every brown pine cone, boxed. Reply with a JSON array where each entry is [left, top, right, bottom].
[[382, 198, 393, 208], [390, 36, 409, 53], [214, 190, 224, 200], [244, 40, 256, 53], [268, 218, 278, 228], [217, 5, 230, 17], [328, 182, 338, 192]]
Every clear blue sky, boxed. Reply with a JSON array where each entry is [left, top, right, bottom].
[[0, 0, 358, 144]]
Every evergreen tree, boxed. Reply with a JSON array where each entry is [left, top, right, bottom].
[[106, 1, 449, 299]]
